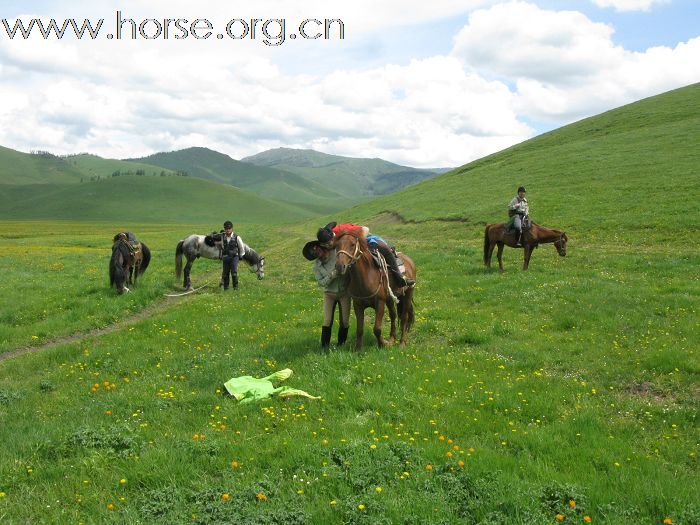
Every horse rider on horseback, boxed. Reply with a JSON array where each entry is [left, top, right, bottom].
[[316, 222, 415, 288], [508, 186, 529, 247]]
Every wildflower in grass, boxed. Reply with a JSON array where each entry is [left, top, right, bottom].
[[555, 514, 565, 521], [119, 479, 126, 485], [375, 487, 382, 493], [569, 500, 576, 508], [583, 517, 592, 523], [370, 444, 377, 449], [231, 460, 241, 469], [221, 493, 230, 502], [425, 464, 433, 471], [663, 519, 673, 524], [107, 503, 115, 510], [0, 492, 6, 497], [256, 492, 267, 501], [358, 504, 366, 511], [330, 500, 337, 505], [457, 460, 465, 467]]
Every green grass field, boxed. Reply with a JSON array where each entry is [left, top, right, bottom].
[[0, 84, 698, 524]]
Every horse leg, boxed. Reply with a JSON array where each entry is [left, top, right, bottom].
[[373, 301, 388, 347], [133, 262, 139, 288], [184, 258, 194, 290], [497, 242, 505, 272], [486, 241, 496, 268], [354, 302, 365, 352], [387, 299, 397, 344]]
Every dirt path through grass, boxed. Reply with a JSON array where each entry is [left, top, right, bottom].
[[0, 284, 212, 363]]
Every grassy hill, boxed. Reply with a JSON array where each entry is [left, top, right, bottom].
[[347, 83, 700, 235], [128, 147, 353, 210], [0, 146, 84, 184], [0, 175, 317, 223], [65, 154, 181, 179], [241, 147, 443, 196]]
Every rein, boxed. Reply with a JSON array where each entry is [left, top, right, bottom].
[[336, 240, 362, 263], [337, 238, 391, 302]]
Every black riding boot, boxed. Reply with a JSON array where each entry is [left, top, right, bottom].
[[515, 231, 522, 247], [337, 325, 349, 346], [321, 326, 332, 349], [233, 273, 239, 290]]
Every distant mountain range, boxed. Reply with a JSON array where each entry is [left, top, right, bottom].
[[241, 147, 444, 196], [0, 145, 447, 222]]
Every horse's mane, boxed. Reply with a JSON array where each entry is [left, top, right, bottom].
[[109, 241, 129, 286]]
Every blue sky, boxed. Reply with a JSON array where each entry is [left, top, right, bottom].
[[0, 0, 698, 167]]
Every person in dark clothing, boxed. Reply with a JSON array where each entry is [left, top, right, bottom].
[[221, 220, 244, 290]]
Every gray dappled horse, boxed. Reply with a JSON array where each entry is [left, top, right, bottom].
[[175, 232, 265, 290]]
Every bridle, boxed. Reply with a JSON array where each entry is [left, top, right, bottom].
[[335, 237, 362, 265]]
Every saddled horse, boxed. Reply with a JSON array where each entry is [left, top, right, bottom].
[[484, 221, 568, 271], [109, 232, 151, 294], [334, 231, 416, 351], [175, 232, 265, 290]]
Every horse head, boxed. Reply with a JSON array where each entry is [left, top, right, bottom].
[[334, 232, 364, 275], [255, 257, 265, 280], [554, 232, 568, 256]]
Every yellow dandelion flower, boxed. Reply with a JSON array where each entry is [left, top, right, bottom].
[[107, 503, 115, 511], [583, 516, 592, 523], [555, 514, 564, 522], [358, 504, 365, 511], [569, 500, 576, 508], [375, 487, 382, 493], [457, 460, 465, 467], [221, 493, 230, 502], [231, 460, 241, 468], [330, 500, 337, 505], [256, 492, 267, 501], [663, 519, 673, 525], [425, 464, 433, 471]]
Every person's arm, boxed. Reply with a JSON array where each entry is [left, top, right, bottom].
[[236, 235, 246, 257]]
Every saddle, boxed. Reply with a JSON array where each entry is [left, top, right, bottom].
[[369, 248, 408, 278], [114, 232, 141, 257], [506, 215, 532, 234]]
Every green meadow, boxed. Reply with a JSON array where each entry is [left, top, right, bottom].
[[0, 85, 698, 524]]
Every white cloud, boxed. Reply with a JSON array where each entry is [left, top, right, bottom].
[[452, 1, 700, 123], [589, 0, 669, 12], [0, 0, 698, 169]]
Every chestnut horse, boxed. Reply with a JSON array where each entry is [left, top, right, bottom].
[[484, 222, 568, 271], [334, 231, 416, 351]]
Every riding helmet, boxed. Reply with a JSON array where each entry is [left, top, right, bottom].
[[223, 220, 233, 229], [517, 186, 526, 193]]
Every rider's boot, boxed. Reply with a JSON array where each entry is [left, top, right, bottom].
[[381, 246, 415, 288], [320, 326, 332, 349], [515, 231, 522, 247]]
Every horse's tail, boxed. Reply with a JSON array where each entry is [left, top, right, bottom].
[[483, 225, 490, 265], [139, 243, 151, 275], [398, 292, 415, 332], [175, 240, 184, 278]]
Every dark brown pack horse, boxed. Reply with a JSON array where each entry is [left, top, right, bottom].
[[484, 221, 568, 271], [109, 232, 151, 294], [334, 231, 416, 351]]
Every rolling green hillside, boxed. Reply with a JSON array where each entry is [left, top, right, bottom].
[[0, 176, 317, 223], [348, 83, 700, 235], [65, 154, 180, 179], [128, 147, 353, 209], [241, 147, 443, 196], [0, 146, 84, 184]]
